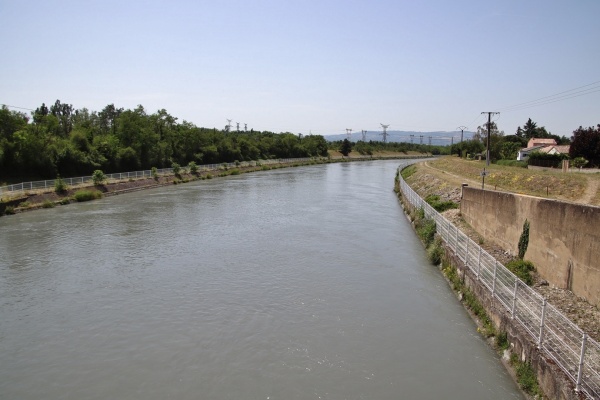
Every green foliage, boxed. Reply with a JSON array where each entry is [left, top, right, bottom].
[[188, 161, 198, 174], [571, 156, 588, 169], [229, 168, 241, 175], [4, 206, 15, 215], [426, 237, 444, 265], [339, 138, 352, 156], [92, 169, 106, 185], [425, 194, 458, 212], [510, 354, 542, 396], [400, 165, 416, 179], [569, 124, 600, 167], [42, 200, 55, 208], [151, 166, 158, 180], [415, 217, 436, 247], [172, 162, 181, 177], [506, 259, 535, 286], [527, 151, 567, 168], [54, 175, 68, 193], [73, 190, 102, 202], [495, 159, 527, 168], [518, 219, 530, 259], [496, 331, 509, 351]]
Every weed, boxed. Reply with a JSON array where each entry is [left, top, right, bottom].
[[151, 167, 159, 180], [496, 331, 509, 351], [509, 354, 543, 396], [401, 165, 416, 179], [73, 190, 102, 202], [425, 194, 458, 212], [4, 206, 15, 215], [42, 200, 55, 208], [59, 198, 71, 205], [54, 175, 68, 194], [229, 169, 241, 175], [506, 259, 535, 286], [427, 237, 444, 265], [19, 201, 31, 208]]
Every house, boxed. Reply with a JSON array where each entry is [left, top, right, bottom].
[[517, 138, 570, 161]]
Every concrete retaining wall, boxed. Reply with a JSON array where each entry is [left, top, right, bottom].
[[460, 187, 600, 307]]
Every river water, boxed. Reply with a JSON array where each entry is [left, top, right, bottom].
[[0, 160, 522, 399]]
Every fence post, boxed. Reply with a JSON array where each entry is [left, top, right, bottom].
[[538, 299, 547, 348], [511, 280, 518, 319], [477, 247, 481, 281], [575, 333, 588, 393], [492, 260, 497, 297]]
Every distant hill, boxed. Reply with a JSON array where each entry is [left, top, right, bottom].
[[324, 130, 475, 146]]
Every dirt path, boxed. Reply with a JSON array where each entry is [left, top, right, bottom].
[[578, 175, 600, 204]]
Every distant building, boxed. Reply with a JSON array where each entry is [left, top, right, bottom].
[[517, 138, 570, 161]]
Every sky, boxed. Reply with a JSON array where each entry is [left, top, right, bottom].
[[1, 0, 599, 138]]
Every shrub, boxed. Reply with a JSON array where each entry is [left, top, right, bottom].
[[229, 168, 241, 175], [19, 201, 31, 208], [506, 259, 535, 285], [205, 173, 213, 179], [401, 165, 416, 179], [416, 217, 436, 247], [235, 160, 241, 166], [572, 157, 588, 169], [42, 200, 55, 208], [518, 219, 530, 259], [510, 354, 542, 396], [426, 237, 444, 265], [151, 167, 159, 180], [188, 161, 198, 175], [4, 206, 15, 215], [54, 175, 68, 194], [92, 169, 106, 185], [172, 162, 181, 177], [59, 198, 71, 205], [73, 190, 102, 202], [425, 194, 458, 212]]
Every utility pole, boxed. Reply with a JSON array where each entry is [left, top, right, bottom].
[[410, 134, 414, 144], [451, 136, 454, 146], [481, 112, 499, 166], [457, 126, 467, 143], [428, 136, 432, 146], [419, 135, 423, 145]]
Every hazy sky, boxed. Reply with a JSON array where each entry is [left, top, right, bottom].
[[1, 0, 598, 137]]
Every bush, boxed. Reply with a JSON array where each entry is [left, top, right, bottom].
[[496, 159, 527, 168], [42, 200, 55, 208], [92, 169, 106, 185], [73, 190, 102, 202], [416, 217, 436, 247], [188, 161, 198, 175], [506, 259, 535, 285], [425, 194, 458, 212], [54, 175, 68, 194], [229, 168, 241, 175], [426, 237, 444, 265], [4, 206, 15, 215], [172, 162, 181, 177]]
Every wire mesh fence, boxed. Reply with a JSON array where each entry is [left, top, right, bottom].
[[399, 174, 600, 399], [0, 158, 314, 197]]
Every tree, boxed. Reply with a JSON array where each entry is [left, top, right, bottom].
[[515, 118, 551, 139], [570, 124, 600, 166], [339, 139, 352, 156]]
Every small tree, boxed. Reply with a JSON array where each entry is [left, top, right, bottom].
[[518, 219, 530, 260], [571, 157, 588, 170], [54, 175, 68, 194], [92, 169, 106, 185], [188, 161, 198, 175], [151, 166, 158, 180], [172, 162, 181, 177], [340, 139, 352, 156]]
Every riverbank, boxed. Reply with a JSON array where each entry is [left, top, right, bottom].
[[0, 153, 430, 216]]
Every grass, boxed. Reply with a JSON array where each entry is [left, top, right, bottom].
[[73, 190, 102, 202], [510, 354, 543, 396], [429, 157, 587, 201], [425, 194, 458, 212], [506, 259, 535, 286]]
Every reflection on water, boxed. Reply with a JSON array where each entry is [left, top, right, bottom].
[[0, 161, 523, 399]]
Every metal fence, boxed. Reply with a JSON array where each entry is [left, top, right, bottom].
[[399, 175, 600, 399], [0, 158, 314, 197]]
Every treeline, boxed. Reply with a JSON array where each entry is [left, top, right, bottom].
[[0, 101, 329, 181], [328, 139, 449, 156]]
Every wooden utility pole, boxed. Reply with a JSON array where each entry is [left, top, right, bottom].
[[481, 112, 499, 166]]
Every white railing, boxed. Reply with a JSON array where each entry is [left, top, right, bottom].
[[399, 174, 600, 399], [0, 158, 315, 197]]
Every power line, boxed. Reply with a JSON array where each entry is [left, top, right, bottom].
[[496, 80, 600, 112], [1, 104, 35, 111]]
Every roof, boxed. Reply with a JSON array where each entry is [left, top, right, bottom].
[[527, 137, 557, 147], [539, 145, 570, 154]]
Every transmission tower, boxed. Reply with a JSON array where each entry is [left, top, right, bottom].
[[457, 126, 468, 143], [419, 135, 423, 145], [346, 128, 353, 140], [236, 122, 240, 132], [428, 136, 432, 146], [410, 134, 414, 144], [380, 123, 390, 143], [226, 119, 232, 132], [244, 123, 247, 132], [361, 130, 367, 141]]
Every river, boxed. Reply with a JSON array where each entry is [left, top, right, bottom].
[[0, 160, 523, 399]]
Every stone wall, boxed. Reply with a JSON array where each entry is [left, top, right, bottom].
[[460, 187, 600, 307]]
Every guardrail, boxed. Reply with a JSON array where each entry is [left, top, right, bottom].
[[0, 158, 314, 197], [399, 174, 599, 399]]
